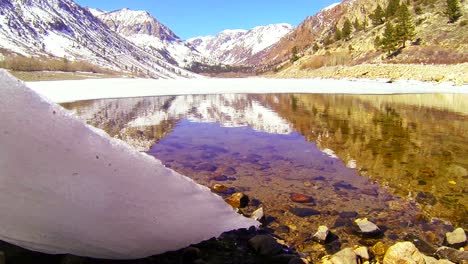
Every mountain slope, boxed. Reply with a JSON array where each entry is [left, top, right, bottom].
[[188, 24, 294, 65], [260, 0, 468, 70], [0, 0, 195, 78], [96, 8, 216, 69]]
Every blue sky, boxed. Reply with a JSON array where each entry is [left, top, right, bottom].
[[75, 0, 340, 39]]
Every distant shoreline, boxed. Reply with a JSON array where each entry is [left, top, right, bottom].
[[270, 63, 468, 86]]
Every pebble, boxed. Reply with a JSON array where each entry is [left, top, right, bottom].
[[210, 183, 228, 192], [251, 207, 264, 221], [225, 192, 249, 208], [194, 163, 217, 172], [354, 246, 369, 261], [290, 193, 314, 203], [436, 247, 468, 264], [215, 166, 237, 175], [289, 207, 320, 217], [354, 218, 381, 237], [446, 228, 467, 247], [313, 225, 330, 244], [383, 242, 425, 264], [248, 235, 283, 256]]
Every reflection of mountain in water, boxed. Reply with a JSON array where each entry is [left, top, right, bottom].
[[63, 95, 292, 151], [256, 94, 468, 227]]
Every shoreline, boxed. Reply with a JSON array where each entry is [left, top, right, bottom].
[[270, 63, 468, 86]]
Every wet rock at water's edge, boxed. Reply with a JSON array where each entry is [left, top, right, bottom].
[[354, 218, 381, 237], [323, 248, 357, 264], [354, 246, 369, 261], [251, 207, 265, 222], [225, 192, 249, 208], [371, 241, 387, 261], [248, 235, 284, 256], [313, 225, 330, 244], [436, 247, 468, 264], [445, 228, 467, 248], [383, 242, 425, 264]]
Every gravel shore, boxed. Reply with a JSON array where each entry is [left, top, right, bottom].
[[272, 63, 468, 86]]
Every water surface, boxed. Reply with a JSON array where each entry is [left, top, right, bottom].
[[63, 93, 467, 255]]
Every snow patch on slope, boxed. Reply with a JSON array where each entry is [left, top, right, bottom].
[[0, 70, 258, 259]]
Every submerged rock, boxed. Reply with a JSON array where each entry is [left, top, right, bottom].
[[354, 218, 381, 237], [225, 192, 250, 208], [248, 235, 283, 256], [383, 242, 425, 264], [290, 193, 314, 203], [436, 247, 468, 264], [445, 228, 467, 248], [313, 225, 330, 244], [289, 207, 320, 217]]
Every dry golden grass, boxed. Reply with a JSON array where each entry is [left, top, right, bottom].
[[299, 52, 352, 70]]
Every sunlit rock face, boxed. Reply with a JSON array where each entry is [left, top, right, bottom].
[[63, 94, 293, 151], [0, 71, 258, 259]]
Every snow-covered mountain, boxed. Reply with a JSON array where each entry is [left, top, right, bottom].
[[0, 0, 195, 78], [95, 8, 214, 68], [188, 24, 294, 65]]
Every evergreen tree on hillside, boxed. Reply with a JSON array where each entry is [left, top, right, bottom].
[[371, 4, 385, 26], [291, 46, 300, 62], [342, 18, 352, 40], [381, 22, 398, 54], [446, 0, 462, 23], [395, 3, 416, 47], [386, 0, 401, 18], [354, 18, 362, 31], [335, 26, 343, 41]]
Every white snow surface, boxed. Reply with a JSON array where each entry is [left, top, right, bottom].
[[0, 70, 259, 259], [322, 2, 341, 11], [28, 77, 468, 104]]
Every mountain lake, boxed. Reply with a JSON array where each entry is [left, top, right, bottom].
[[62, 93, 467, 259]]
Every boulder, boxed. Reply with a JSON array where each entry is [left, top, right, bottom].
[[225, 192, 249, 208], [248, 235, 283, 256], [383, 242, 425, 264], [325, 248, 358, 264]]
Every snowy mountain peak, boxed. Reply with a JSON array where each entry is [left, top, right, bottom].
[[188, 23, 294, 65]]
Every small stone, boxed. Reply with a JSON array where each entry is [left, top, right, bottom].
[[248, 235, 283, 256], [446, 228, 467, 247], [330, 248, 358, 264], [416, 192, 437, 206], [303, 181, 312, 187], [354, 218, 381, 237], [436, 246, 468, 264], [210, 174, 228, 181], [339, 211, 358, 218], [225, 192, 249, 208], [371, 242, 387, 260], [289, 207, 320, 217], [290, 193, 314, 203], [383, 242, 425, 264], [195, 163, 217, 172], [215, 166, 237, 175], [182, 247, 201, 264], [354, 247, 369, 261], [211, 183, 228, 192], [251, 207, 264, 221], [313, 225, 330, 244]]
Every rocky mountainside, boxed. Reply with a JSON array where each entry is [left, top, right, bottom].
[[188, 24, 294, 65], [258, 0, 468, 71], [0, 0, 195, 78], [95, 8, 215, 68]]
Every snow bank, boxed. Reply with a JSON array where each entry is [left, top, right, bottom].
[[28, 77, 468, 103], [0, 70, 258, 259]]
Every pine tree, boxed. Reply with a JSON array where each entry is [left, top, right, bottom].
[[386, 0, 401, 18], [290, 46, 299, 62], [353, 18, 362, 31], [381, 22, 398, 54], [446, 0, 462, 23], [334, 26, 342, 41], [371, 4, 385, 26], [342, 19, 352, 40], [395, 3, 416, 47]]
